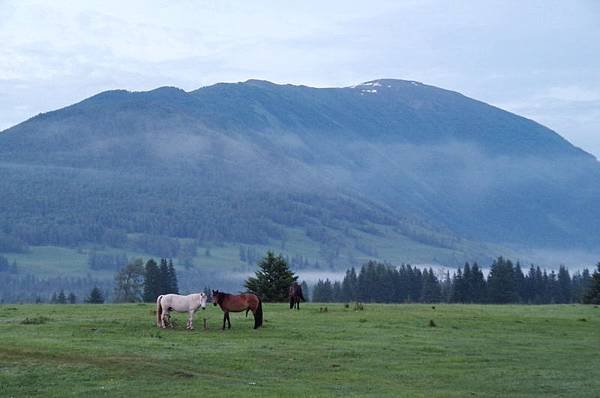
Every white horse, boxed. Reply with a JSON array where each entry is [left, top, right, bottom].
[[156, 293, 208, 330]]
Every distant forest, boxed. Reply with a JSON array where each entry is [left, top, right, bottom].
[[312, 258, 595, 304], [1, 254, 598, 304], [0, 164, 467, 268]]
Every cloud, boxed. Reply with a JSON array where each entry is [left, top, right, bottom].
[[1, 0, 599, 158]]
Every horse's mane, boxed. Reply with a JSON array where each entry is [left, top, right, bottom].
[[213, 290, 230, 305]]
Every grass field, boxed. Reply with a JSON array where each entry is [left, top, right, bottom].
[[1, 303, 598, 397]]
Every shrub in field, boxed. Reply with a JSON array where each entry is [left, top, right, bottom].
[[21, 316, 51, 324]]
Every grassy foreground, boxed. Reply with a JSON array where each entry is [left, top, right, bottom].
[[0, 303, 598, 397]]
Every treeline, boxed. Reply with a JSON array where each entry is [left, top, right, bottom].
[[142, 258, 179, 302], [1, 172, 376, 247], [1, 165, 411, 266], [312, 258, 596, 304], [0, 273, 112, 304], [112, 258, 179, 303]]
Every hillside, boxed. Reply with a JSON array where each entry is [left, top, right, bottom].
[[1, 79, 599, 274]]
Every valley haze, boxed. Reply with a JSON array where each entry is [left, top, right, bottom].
[[0, 78, 599, 284]]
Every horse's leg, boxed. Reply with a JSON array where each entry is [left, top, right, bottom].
[[222, 312, 227, 330], [227, 312, 231, 329], [188, 310, 195, 330], [297, 299, 300, 310], [162, 310, 170, 328]]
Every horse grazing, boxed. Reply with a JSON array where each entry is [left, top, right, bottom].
[[212, 290, 263, 330], [289, 282, 305, 310], [156, 293, 208, 330]]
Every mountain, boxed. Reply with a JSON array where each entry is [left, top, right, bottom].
[[1, 78, 599, 270]]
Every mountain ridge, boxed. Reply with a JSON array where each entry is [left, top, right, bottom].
[[1, 78, 599, 270]]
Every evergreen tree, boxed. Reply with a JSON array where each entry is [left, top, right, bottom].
[[397, 265, 411, 302], [420, 268, 441, 303], [462, 263, 472, 302], [450, 268, 465, 302], [168, 259, 179, 294], [582, 263, 600, 304], [534, 266, 545, 303], [557, 266, 572, 303], [56, 290, 67, 304], [524, 265, 537, 303], [244, 252, 297, 301], [408, 266, 423, 302], [513, 262, 525, 303], [159, 258, 170, 294], [487, 257, 517, 303], [68, 292, 77, 304], [470, 263, 486, 302], [572, 268, 592, 302], [143, 258, 161, 302], [312, 279, 334, 302], [85, 286, 105, 304], [547, 270, 561, 303], [541, 270, 550, 303], [50, 292, 57, 304], [332, 281, 343, 302], [440, 270, 453, 302], [357, 262, 375, 302]]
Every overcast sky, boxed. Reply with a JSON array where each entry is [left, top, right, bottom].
[[1, 0, 599, 157]]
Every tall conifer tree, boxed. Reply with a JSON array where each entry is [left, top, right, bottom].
[[244, 251, 297, 301]]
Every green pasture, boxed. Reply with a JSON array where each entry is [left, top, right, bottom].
[[1, 223, 505, 280], [0, 303, 598, 397]]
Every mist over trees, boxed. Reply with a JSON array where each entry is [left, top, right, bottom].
[[3, 79, 600, 275], [311, 258, 594, 304], [1, 250, 598, 306], [0, 273, 111, 304]]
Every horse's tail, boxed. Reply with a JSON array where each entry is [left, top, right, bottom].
[[254, 297, 263, 329], [156, 295, 163, 327], [298, 286, 305, 302]]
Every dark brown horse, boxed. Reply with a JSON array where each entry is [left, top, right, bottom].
[[212, 290, 263, 329], [289, 282, 305, 310]]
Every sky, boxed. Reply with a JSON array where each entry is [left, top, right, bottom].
[[1, 0, 599, 157]]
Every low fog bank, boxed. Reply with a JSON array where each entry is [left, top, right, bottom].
[[508, 248, 600, 271]]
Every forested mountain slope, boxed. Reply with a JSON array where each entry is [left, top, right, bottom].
[[1, 79, 599, 269]]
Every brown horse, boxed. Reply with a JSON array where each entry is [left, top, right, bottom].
[[212, 290, 263, 330], [289, 282, 305, 310]]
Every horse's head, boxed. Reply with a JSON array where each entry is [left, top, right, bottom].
[[212, 290, 220, 306], [199, 292, 207, 310]]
